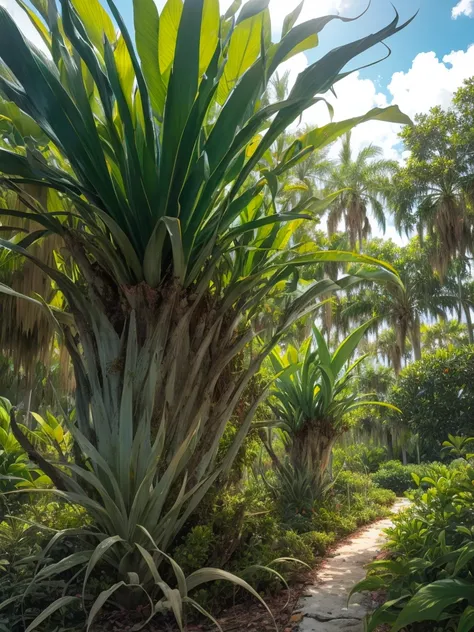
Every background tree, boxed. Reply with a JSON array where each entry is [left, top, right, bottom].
[[421, 319, 468, 353], [388, 346, 474, 460], [391, 80, 474, 276], [325, 132, 397, 249], [343, 238, 449, 367]]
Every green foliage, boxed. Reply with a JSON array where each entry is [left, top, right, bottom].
[[392, 78, 474, 275], [0, 497, 89, 632], [262, 322, 397, 492], [441, 435, 474, 460], [300, 531, 336, 556], [333, 443, 388, 473], [335, 469, 373, 494], [389, 346, 474, 460], [367, 487, 397, 507], [268, 321, 396, 439], [372, 460, 419, 495], [174, 526, 215, 576], [358, 446, 474, 631], [0, 397, 71, 491]]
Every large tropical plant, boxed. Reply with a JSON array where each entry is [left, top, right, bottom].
[[0, 0, 411, 627], [263, 322, 398, 476]]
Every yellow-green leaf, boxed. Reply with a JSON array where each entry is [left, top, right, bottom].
[[283, 33, 318, 62], [15, 0, 51, 50], [300, 106, 412, 151], [53, 425, 64, 444], [287, 346, 298, 365], [133, 0, 166, 117], [114, 35, 134, 110], [217, 11, 265, 104], [71, 0, 116, 53], [199, 0, 219, 76], [159, 0, 183, 82], [245, 134, 262, 158]]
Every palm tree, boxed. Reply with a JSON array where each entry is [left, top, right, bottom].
[[325, 132, 397, 249], [363, 327, 412, 376], [393, 173, 474, 278], [391, 105, 474, 277], [343, 237, 454, 369]]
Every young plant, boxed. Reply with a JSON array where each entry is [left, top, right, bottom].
[[262, 322, 399, 476]]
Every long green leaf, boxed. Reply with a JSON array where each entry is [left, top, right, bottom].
[[392, 580, 474, 632], [25, 596, 80, 632], [87, 582, 126, 632]]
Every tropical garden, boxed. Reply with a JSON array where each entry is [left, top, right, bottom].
[[0, 0, 473, 630]]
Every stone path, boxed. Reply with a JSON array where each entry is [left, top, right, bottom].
[[294, 500, 409, 632]]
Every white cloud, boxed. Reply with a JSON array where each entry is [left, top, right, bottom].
[[387, 46, 474, 118], [280, 42, 474, 161], [452, 0, 474, 18]]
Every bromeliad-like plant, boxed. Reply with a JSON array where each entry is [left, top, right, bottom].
[[263, 321, 399, 476], [0, 0, 411, 627]]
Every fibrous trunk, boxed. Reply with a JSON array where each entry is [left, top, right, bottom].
[[290, 420, 338, 476]]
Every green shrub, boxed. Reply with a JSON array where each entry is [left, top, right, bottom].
[[333, 444, 388, 473], [0, 497, 91, 632], [335, 470, 373, 495], [353, 507, 382, 526], [371, 461, 415, 494], [313, 508, 358, 536], [371, 461, 448, 495], [357, 443, 474, 631], [300, 531, 336, 556], [388, 346, 474, 460], [173, 526, 215, 575], [367, 487, 397, 507]]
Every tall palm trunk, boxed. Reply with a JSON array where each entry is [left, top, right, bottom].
[[409, 315, 422, 362], [463, 303, 474, 344]]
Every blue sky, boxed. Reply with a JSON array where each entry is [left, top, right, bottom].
[[303, 0, 474, 95]]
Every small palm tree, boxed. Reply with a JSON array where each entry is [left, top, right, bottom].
[[326, 133, 397, 249], [261, 322, 397, 476]]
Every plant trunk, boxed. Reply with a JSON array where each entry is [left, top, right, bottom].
[[386, 429, 394, 460], [259, 430, 283, 470], [464, 303, 474, 344], [409, 315, 422, 362], [290, 420, 338, 476], [402, 446, 408, 466]]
